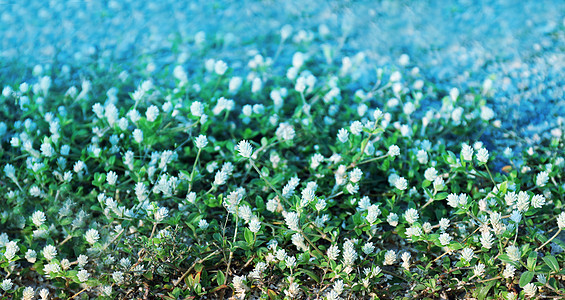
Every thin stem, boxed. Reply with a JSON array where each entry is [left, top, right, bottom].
[[535, 228, 562, 252], [485, 164, 495, 185], [188, 148, 202, 193], [355, 154, 389, 167], [69, 287, 88, 299], [173, 250, 220, 287], [224, 216, 239, 284]]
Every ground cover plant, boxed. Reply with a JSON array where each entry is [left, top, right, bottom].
[[1, 25, 564, 300]]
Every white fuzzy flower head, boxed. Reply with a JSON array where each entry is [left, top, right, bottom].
[[473, 263, 485, 277], [77, 269, 90, 282], [523, 283, 537, 297], [195, 135, 208, 149], [198, 219, 209, 230], [22, 287, 34, 300], [404, 208, 419, 224], [388, 145, 400, 157], [337, 128, 349, 143], [460, 247, 474, 263], [476, 148, 489, 164], [327, 244, 340, 261], [536, 171, 549, 187], [249, 218, 261, 233], [145, 105, 159, 122], [424, 167, 438, 182], [350, 121, 363, 136], [214, 60, 228, 75], [557, 212, 565, 229], [384, 250, 396, 265], [1, 279, 13, 291], [530, 194, 545, 209], [285, 212, 300, 231], [106, 171, 118, 185], [85, 228, 100, 245], [31, 210, 46, 227], [394, 177, 408, 191], [506, 245, 521, 262], [503, 264, 516, 278], [236, 140, 253, 158], [42, 245, 57, 260], [461, 144, 474, 162], [387, 213, 399, 227], [132, 129, 143, 144]]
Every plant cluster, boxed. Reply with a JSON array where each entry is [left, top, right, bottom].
[[1, 25, 564, 300]]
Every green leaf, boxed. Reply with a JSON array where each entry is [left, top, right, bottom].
[[244, 228, 254, 246], [216, 270, 225, 286], [477, 280, 496, 300], [527, 251, 538, 271], [519, 271, 535, 288], [542, 255, 560, 273], [298, 269, 320, 283], [435, 192, 448, 200]]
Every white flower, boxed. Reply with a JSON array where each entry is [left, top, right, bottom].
[[132, 129, 143, 144], [460, 247, 474, 262], [3, 241, 17, 261], [190, 101, 204, 117], [350, 121, 363, 136], [366, 205, 381, 224], [25, 249, 37, 263], [229, 77, 242, 93], [404, 208, 419, 224], [236, 140, 253, 158], [387, 213, 399, 227], [214, 60, 228, 75], [1, 279, 13, 291], [394, 177, 408, 191], [146, 105, 159, 122], [195, 135, 208, 149], [433, 177, 445, 191], [473, 263, 485, 277], [77, 254, 88, 268], [113, 271, 124, 284], [285, 212, 300, 231], [384, 250, 396, 265], [503, 264, 516, 278], [505, 191, 517, 207], [276, 122, 295, 141], [337, 128, 349, 143], [461, 144, 474, 162], [327, 244, 340, 260], [198, 219, 209, 230], [85, 228, 100, 245], [536, 171, 549, 187], [342, 240, 357, 266], [506, 245, 521, 261], [42, 245, 57, 260], [106, 171, 118, 185], [439, 233, 452, 246], [362, 242, 375, 255], [476, 148, 489, 164], [77, 269, 90, 282], [530, 194, 545, 209], [416, 149, 428, 164], [31, 210, 46, 227], [251, 77, 262, 93], [388, 145, 400, 157], [424, 167, 438, 182], [285, 255, 297, 269], [249, 219, 261, 233], [523, 283, 537, 297], [557, 212, 565, 229], [214, 170, 228, 186], [22, 287, 34, 300], [439, 218, 450, 231], [480, 230, 494, 249]]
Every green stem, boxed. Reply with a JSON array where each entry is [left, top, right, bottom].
[[188, 148, 201, 193], [535, 228, 562, 252]]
